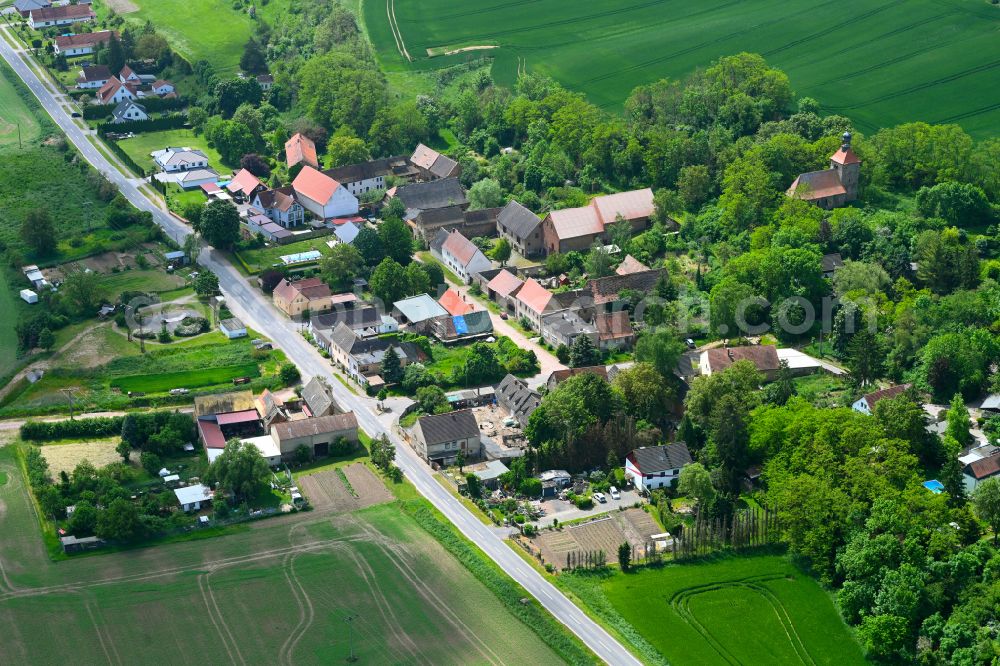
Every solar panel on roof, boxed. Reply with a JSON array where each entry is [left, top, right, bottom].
[[453, 315, 468, 336]]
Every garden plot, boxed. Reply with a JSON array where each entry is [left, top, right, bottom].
[[342, 463, 393, 508], [40, 439, 126, 477], [535, 510, 660, 570], [297, 468, 363, 512]]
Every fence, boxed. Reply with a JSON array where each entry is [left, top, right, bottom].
[[671, 504, 781, 560], [97, 114, 187, 135]]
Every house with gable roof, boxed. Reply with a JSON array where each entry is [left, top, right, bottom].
[[496, 200, 544, 258], [541, 188, 655, 255], [787, 132, 861, 209], [75, 64, 111, 89], [225, 168, 266, 203], [484, 269, 524, 314], [292, 166, 359, 221], [285, 133, 318, 169], [272, 277, 333, 317], [152, 146, 209, 172], [430, 229, 492, 283], [28, 3, 94, 28], [409, 143, 461, 180], [96, 76, 136, 106], [111, 100, 147, 124], [625, 443, 693, 493], [852, 384, 912, 416], [57, 30, 115, 56], [252, 187, 305, 228]]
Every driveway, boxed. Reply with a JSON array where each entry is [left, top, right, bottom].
[[534, 488, 643, 528]]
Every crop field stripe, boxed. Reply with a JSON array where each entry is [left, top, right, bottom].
[[761, 0, 905, 57], [823, 58, 1000, 110]]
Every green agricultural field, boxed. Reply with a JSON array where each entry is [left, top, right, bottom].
[[102, 269, 186, 297], [365, 0, 1000, 137], [563, 552, 865, 665], [0, 447, 564, 664], [0, 62, 40, 148], [111, 0, 290, 74], [112, 363, 260, 392], [115, 129, 228, 173]]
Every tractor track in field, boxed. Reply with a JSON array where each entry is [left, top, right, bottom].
[[198, 572, 245, 666], [386, 0, 412, 61], [278, 552, 316, 666], [85, 600, 120, 666], [762, 0, 905, 57], [823, 58, 1000, 110]]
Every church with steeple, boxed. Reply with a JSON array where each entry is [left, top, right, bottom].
[[786, 132, 861, 209]]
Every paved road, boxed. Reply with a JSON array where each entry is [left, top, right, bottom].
[[0, 31, 640, 666]]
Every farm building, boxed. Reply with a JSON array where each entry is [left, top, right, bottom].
[[301, 376, 339, 417], [219, 318, 247, 339], [615, 254, 649, 276], [389, 178, 468, 222], [438, 288, 478, 316], [207, 435, 282, 467], [323, 155, 408, 197], [472, 460, 510, 491], [412, 409, 482, 466], [270, 413, 360, 458], [541, 189, 654, 255], [285, 133, 319, 169], [291, 166, 359, 221], [20, 289, 38, 304], [699, 346, 781, 381], [409, 143, 461, 180], [59, 535, 104, 553], [174, 484, 213, 512], [545, 366, 609, 392], [625, 443, 693, 493], [392, 294, 449, 328], [495, 374, 541, 428], [428, 310, 494, 343]]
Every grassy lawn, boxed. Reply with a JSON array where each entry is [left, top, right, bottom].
[[364, 0, 1000, 137], [114, 128, 228, 173], [112, 363, 260, 393], [114, 0, 290, 75], [0, 61, 40, 148], [559, 552, 865, 666], [235, 237, 331, 274], [0, 272, 21, 381], [103, 269, 186, 297], [165, 183, 206, 213]]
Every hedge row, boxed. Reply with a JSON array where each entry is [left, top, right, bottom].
[[83, 96, 187, 120], [20, 416, 125, 441], [97, 114, 187, 135]]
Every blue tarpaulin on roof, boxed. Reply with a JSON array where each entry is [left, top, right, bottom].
[[453, 315, 468, 336]]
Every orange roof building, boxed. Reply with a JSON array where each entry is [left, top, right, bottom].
[[541, 188, 654, 255], [787, 132, 861, 210], [438, 288, 477, 316], [285, 133, 319, 169]]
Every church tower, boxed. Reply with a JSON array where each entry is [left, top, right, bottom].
[[830, 131, 861, 201]]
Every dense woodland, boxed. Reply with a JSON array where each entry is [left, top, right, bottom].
[[27, 0, 1000, 661]]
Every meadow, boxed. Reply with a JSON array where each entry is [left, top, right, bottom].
[[0, 446, 566, 664], [115, 129, 228, 173], [112, 362, 260, 392], [104, 0, 290, 74], [365, 0, 1000, 137], [561, 552, 865, 665]]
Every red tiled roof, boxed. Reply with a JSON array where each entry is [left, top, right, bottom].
[[862, 384, 911, 410], [273, 277, 331, 303], [967, 456, 1000, 480], [616, 254, 649, 276], [410, 143, 441, 170], [595, 310, 633, 341], [285, 133, 318, 169], [226, 168, 262, 198], [152, 79, 173, 89], [516, 278, 554, 315], [119, 64, 136, 79], [591, 188, 654, 225], [96, 76, 124, 104], [200, 182, 221, 194], [787, 170, 846, 200], [292, 165, 340, 205], [30, 4, 93, 20], [547, 206, 603, 241], [441, 230, 480, 267], [705, 346, 780, 374], [56, 30, 114, 49], [438, 288, 477, 316], [486, 270, 523, 298], [830, 147, 861, 165], [548, 366, 608, 385], [215, 409, 261, 426], [198, 419, 226, 448]]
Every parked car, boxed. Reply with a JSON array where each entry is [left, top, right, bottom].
[[70, 111, 81, 118], [685, 338, 696, 349], [169, 388, 189, 396], [609, 486, 621, 500], [593, 492, 607, 503]]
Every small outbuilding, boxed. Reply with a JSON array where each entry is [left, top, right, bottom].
[[219, 317, 248, 339], [20, 289, 38, 304], [174, 483, 213, 512]]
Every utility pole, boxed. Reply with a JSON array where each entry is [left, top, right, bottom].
[[344, 613, 358, 662], [60, 387, 80, 419], [137, 311, 145, 354]]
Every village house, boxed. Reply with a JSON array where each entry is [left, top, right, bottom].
[[226, 168, 266, 203], [595, 310, 635, 350], [821, 253, 845, 279], [152, 146, 209, 172], [960, 444, 1000, 494], [244, 214, 291, 243], [96, 76, 137, 106], [438, 288, 477, 316], [409, 143, 461, 180], [300, 376, 339, 417], [409, 205, 499, 243], [545, 366, 609, 393], [484, 269, 524, 314], [176, 168, 219, 190], [285, 133, 319, 170], [327, 323, 422, 387], [251, 187, 306, 228], [174, 484, 213, 512], [390, 177, 468, 223], [119, 64, 140, 83], [430, 229, 492, 284], [700, 345, 781, 381], [75, 64, 111, 89], [624, 443, 693, 493], [151, 79, 176, 96], [541, 189, 655, 255], [110, 100, 148, 124], [272, 277, 333, 318], [271, 413, 360, 459], [540, 309, 597, 349], [256, 73, 273, 91], [28, 3, 94, 29], [255, 389, 287, 428], [787, 132, 861, 209], [587, 268, 663, 312], [496, 200, 543, 258], [324, 156, 407, 197], [291, 166, 359, 221], [57, 30, 115, 56], [852, 384, 911, 415], [495, 374, 541, 428], [513, 278, 584, 332], [412, 409, 482, 466], [311, 308, 398, 352]]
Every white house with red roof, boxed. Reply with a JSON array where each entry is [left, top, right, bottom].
[[291, 166, 358, 221], [55, 30, 116, 56], [851, 384, 911, 416], [429, 228, 491, 284], [285, 133, 319, 169], [787, 132, 861, 209], [514, 278, 557, 331], [225, 168, 265, 202], [118, 64, 140, 84], [151, 79, 175, 96], [28, 3, 93, 29], [95, 76, 136, 106]]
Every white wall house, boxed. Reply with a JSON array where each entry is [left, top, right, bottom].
[[291, 166, 359, 221], [430, 229, 492, 284], [151, 147, 210, 173], [852, 384, 910, 415], [624, 444, 692, 493]]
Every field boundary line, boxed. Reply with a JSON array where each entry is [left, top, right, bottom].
[[85, 600, 120, 666]]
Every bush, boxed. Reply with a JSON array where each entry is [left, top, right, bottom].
[[279, 363, 300, 384], [573, 495, 594, 510], [20, 416, 125, 441]]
